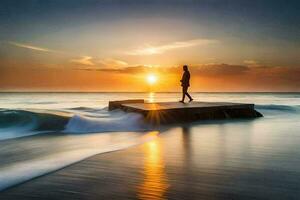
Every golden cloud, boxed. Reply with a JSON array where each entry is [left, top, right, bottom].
[[126, 38, 219, 55], [8, 41, 55, 52], [71, 56, 95, 66]]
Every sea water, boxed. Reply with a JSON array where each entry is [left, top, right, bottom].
[[0, 92, 299, 191]]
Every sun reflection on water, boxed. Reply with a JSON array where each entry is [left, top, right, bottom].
[[148, 92, 155, 103], [138, 137, 168, 200]]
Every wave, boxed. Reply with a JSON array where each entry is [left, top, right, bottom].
[[65, 112, 148, 133], [0, 108, 157, 191], [255, 104, 300, 112], [68, 106, 108, 111], [0, 108, 150, 140], [0, 110, 69, 130], [0, 110, 70, 140], [0, 130, 159, 191]]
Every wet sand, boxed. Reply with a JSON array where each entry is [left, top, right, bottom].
[[1, 125, 300, 200]]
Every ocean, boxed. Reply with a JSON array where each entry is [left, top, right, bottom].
[[0, 92, 300, 192]]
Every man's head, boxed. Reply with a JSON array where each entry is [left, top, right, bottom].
[[183, 65, 188, 71]]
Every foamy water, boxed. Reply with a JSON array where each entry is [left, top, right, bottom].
[[0, 92, 299, 191]]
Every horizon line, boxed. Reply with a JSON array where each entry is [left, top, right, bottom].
[[0, 91, 299, 94]]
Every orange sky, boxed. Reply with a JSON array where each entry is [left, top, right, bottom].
[[1, 1, 300, 92], [1, 63, 299, 92]]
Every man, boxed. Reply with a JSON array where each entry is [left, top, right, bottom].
[[180, 65, 193, 103]]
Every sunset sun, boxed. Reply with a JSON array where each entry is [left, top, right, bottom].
[[147, 74, 157, 85]]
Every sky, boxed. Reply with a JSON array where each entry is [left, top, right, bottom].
[[0, 0, 299, 92]]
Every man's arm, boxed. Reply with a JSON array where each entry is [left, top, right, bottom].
[[181, 72, 187, 83]]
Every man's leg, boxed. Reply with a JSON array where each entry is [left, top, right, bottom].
[[186, 92, 193, 101], [181, 87, 187, 102], [185, 87, 193, 102]]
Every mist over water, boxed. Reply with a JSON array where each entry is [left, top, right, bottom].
[[0, 92, 299, 191]]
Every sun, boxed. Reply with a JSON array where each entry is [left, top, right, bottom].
[[147, 74, 157, 85]]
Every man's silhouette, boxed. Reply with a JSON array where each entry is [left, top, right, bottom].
[[180, 65, 193, 103]]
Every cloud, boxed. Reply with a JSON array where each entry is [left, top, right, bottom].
[[71, 58, 129, 70], [71, 56, 94, 66], [82, 65, 148, 73], [126, 38, 219, 55], [194, 63, 250, 76], [243, 60, 263, 67], [8, 41, 54, 52], [98, 58, 128, 68], [82, 63, 249, 76], [244, 60, 257, 65]]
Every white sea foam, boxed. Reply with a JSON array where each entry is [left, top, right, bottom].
[[65, 110, 149, 133]]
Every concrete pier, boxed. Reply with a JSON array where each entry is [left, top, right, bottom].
[[109, 100, 263, 123]]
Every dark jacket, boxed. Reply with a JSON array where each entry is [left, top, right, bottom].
[[181, 70, 190, 87]]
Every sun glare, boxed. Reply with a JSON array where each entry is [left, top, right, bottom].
[[147, 74, 157, 85]]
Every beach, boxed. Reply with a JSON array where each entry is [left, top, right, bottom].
[[0, 92, 300, 199]]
